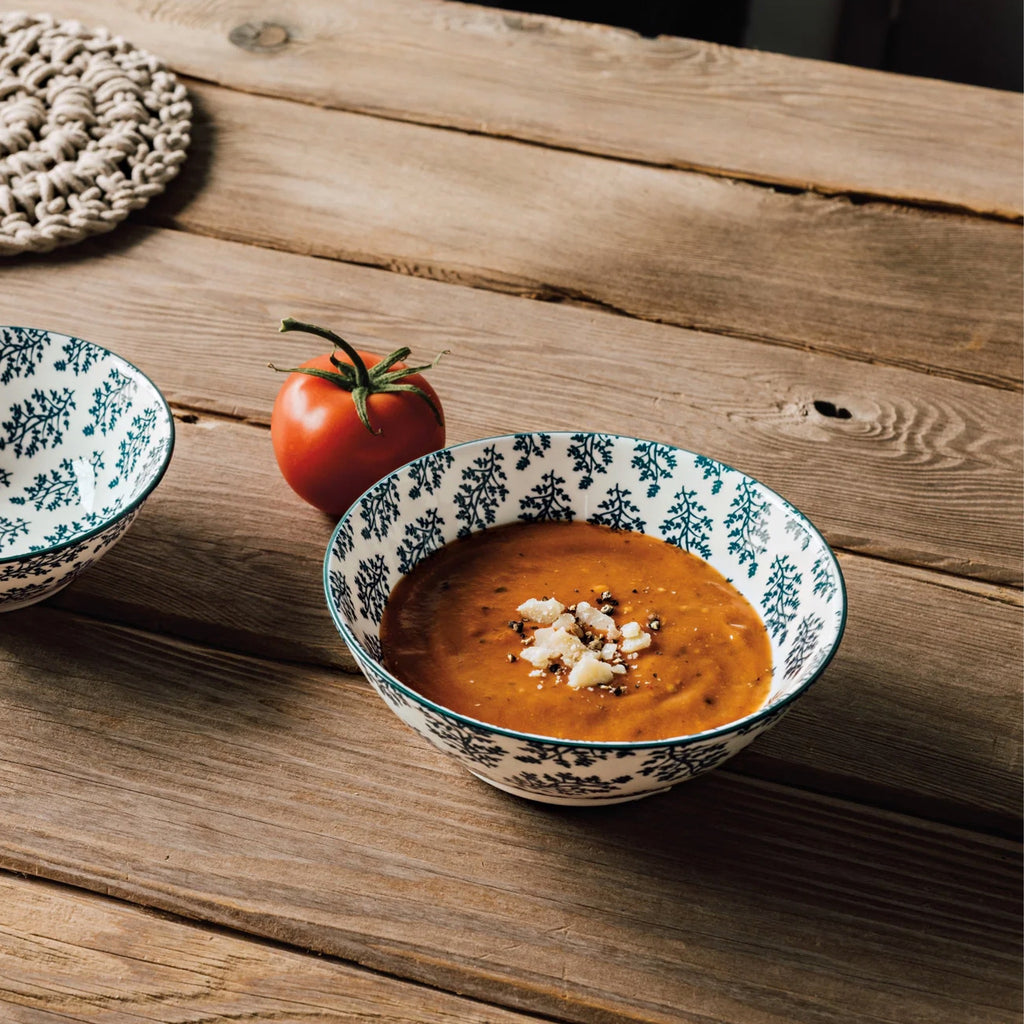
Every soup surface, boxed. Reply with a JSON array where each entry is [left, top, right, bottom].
[[380, 521, 771, 742]]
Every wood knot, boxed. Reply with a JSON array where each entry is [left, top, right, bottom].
[[503, 14, 545, 32], [229, 22, 290, 53], [813, 400, 852, 420]]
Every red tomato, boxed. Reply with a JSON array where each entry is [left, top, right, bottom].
[[271, 321, 446, 517]]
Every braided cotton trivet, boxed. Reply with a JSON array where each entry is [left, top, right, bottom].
[[0, 11, 192, 255]]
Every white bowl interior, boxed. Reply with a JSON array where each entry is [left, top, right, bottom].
[[326, 433, 845, 738], [0, 327, 173, 558]]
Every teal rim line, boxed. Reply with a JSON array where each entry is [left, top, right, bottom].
[[323, 431, 848, 752], [0, 327, 176, 565]]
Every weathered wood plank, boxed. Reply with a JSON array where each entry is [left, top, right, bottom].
[[136, 80, 1022, 391], [0, 873, 545, 1024], [4, 226, 1020, 584], [13, 0, 1023, 217], [0, 609, 1020, 1024]]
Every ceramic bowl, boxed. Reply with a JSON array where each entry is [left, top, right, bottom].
[[0, 326, 174, 611], [324, 432, 846, 806]]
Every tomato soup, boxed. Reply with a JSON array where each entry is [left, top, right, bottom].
[[380, 521, 771, 742]]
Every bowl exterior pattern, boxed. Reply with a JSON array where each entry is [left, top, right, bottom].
[[0, 326, 173, 609], [0, 510, 139, 610], [325, 433, 846, 805]]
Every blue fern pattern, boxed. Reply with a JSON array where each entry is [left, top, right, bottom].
[[41, 518, 98, 548], [110, 408, 158, 487], [354, 554, 391, 621], [506, 771, 634, 797], [660, 486, 712, 558], [12, 458, 81, 511], [54, 336, 101, 376], [0, 579, 69, 605], [0, 327, 50, 384], [763, 554, 802, 643], [363, 632, 384, 664], [518, 470, 575, 523], [514, 742, 633, 768], [568, 433, 613, 489], [422, 715, 507, 767], [784, 515, 811, 551], [93, 513, 135, 554], [812, 556, 838, 600], [0, 540, 83, 581], [0, 467, 10, 487], [370, 669, 414, 709], [0, 515, 30, 552], [636, 741, 734, 783], [512, 432, 551, 470], [785, 613, 825, 679], [328, 569, 356, 623], [408, 449, 454, 499], [590, 484, 645, 532], [131, 444, 165, 495], [631, 440, 677, 497], [41, 523, 75, 547], [396, 508, 447, 573], [694, 454, 729, 495], [454, 444, 508, 537], [725, 478, 770, 578], [0, 388, 76, 458], [359, 475, 400, 541], [33, 511, 127, 553], [86, 368, 133, 436], [332, 517, 355, 559]]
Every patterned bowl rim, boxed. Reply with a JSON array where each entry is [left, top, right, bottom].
[[0, 327, 175, 565], [323, 432, 848, 751]]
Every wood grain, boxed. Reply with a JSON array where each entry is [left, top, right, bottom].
[[134, 79, 1022, 391], [0, 608, 1020, 1024], [0, 873, 546, 1024], [13, 0, 1023, 217], [4, 226, 1020, 584]]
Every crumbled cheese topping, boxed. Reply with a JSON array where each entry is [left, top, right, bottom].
[[572, 601, 619, 640], [619, 620, 652, 654], [516, 597, 565, 625], [568, 654, 615, 690], [519, 625, 588, 669], [515, 594, 653, 691]]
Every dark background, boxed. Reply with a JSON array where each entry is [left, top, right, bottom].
[[472, 0, 1023, 92]]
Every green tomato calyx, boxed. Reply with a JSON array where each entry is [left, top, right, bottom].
[[270, 317, 447, 435]]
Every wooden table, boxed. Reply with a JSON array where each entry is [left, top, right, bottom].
[[2, 3, 1021, 1021]]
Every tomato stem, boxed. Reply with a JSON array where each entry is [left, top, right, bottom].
[[280, 317, 372, 389], [271, 318, 448, 434]]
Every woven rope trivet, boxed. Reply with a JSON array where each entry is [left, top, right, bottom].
[[0, 11, 191, 255]]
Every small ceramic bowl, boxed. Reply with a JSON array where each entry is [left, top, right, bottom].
[[0, 327, 174, 611], [324, 432, 846, 806]]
